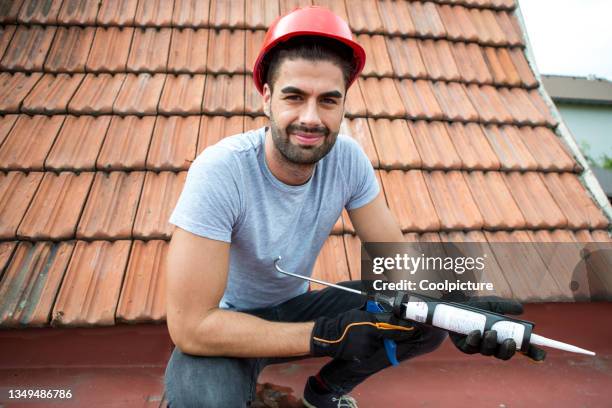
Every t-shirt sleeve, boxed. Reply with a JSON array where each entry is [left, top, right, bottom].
[[342, 136, 380, 211], [168, 147, 242, 242]]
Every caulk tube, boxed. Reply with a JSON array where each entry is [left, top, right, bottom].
[[388, 292, 534, 352]]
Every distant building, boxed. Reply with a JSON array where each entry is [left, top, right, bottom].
[[542, 74, 612, 202]]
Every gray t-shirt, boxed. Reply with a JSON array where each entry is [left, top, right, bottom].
[[168, 126, 379, 310]]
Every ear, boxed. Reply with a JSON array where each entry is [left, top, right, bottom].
[[262, 83, 271, 117]]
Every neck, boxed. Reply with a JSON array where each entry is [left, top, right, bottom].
[[264, 130, 315, 186]]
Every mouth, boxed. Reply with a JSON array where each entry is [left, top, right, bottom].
[[291, 131, 325, 146]]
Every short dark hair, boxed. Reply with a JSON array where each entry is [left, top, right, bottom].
[[262, 36, 356, 93]]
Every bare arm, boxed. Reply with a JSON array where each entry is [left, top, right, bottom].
[[166, 227, 314, 357], [348, 192, 404, 242]]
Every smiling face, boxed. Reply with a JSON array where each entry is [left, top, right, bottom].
[[263, 58, 346, 165]]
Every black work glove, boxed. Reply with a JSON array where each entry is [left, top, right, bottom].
[[449, 296, 546, 362], [311, 309, 415, 361]]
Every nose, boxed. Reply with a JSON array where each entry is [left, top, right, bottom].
[[298, 98, 322, 128]]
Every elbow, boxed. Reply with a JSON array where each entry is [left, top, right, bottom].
[[167, 314, 216, 356]]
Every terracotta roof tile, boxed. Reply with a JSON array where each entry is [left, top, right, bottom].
[[0, 114, 65, 171], [209, 0, 246, 28], [516, 126, 576, 172], [0, 114, 18, 146], [198, 115, 245, 153], [68, 73, 126, 114], [440, 4, 478, 42], [358, 34, 392, 77], [245, 30, 265, 74], [360, 77, 404, 117], [207, 29, 246, 73], [97, 116, 156, 171], [0, 242, 17, 281], [494, 9, 523, 46], [17, 171, 94, 240], [246, 0, 279, 29], [450, 42, 493, 84], [311, 235, 351, 289], [439, 230, 513, 298], [464, 84, 512, 124], [384, 37, 426, 79], [44, 27, 94, 72], [508, 48, 537, 87], [86, 27, 134, 72], [243, 115, 267, 133], [407, 2, 446, 38], [172, 0, 210, 27], [344, 79, 367, 117], [147, 116, 199, 170], [484, 231, 565, 301], [244, 75, 262, 115], [127, 28, 171, 72], [368, 118, 421, 170], [482, 46, 521, 87], [22, 73, 84, 114], [133, 172, 187, 239], [57, 0, 100, 25], [0, 0, 24, 23], [418, 39, 460, 82], [0, 72, 42, 112], [0, 25, 16, 58], [380, 170, 440, 231], [464, 170, 524, 229], [0, 241, 74, 327], [17, 0, 63, 24], [113, 73, 166, 115], [331, 214, 343, 235], [52, 240, 131, 327], [527, 89, 558, 126], [0, 25, 55, 70], [468, 8, 505, 46], [498, 87, 545, 125], [424, 170, 484, 230], [408, 120, 461, 169], [0, 171, 43, 239], [167, 28, 209, 73], [312, 0, 349, 22], [345, 0, 383, 32], [540, 173, 608, 230], [202, 74, 245, 115], [76, 171, 145, 240], [343, 118, 378, 167], [134, 0, 174, 26], [376, 0, 417, 36], [116, 240, 167, 323], [45, 115, 111, 171], [482, 124, 537, 170], [158, 74, 206, 115], [445, 122, 500, 170], [574, 229, 612, 243], [396, 79, 444, 120], [342, 234, 360, 279], [342, 205, 355, 234], [504, 171, 568, 229], [431, 81, 478, 121], [96, 0, 138, 25]]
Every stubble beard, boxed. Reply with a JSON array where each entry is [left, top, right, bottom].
[[269, 113, 338, 165]]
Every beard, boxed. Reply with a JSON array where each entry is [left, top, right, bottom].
[[269, 114, 338, 165]]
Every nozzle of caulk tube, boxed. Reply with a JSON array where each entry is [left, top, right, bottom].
[[530, 333, 596, 356]]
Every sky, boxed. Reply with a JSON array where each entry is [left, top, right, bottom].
[[517, 0, 612, 80]]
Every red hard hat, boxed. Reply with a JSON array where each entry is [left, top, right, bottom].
[[252, 6, 366, 95]]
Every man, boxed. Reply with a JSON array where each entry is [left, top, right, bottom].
[[164, 7, 541, 407]]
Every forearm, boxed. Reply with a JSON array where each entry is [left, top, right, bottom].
[[179, 308, 314, 358]]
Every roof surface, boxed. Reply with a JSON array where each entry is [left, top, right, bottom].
[[542, 74, 612, 105], [0, 0, 610, 328]]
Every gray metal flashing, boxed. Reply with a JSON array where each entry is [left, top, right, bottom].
[[542, 75, 612, 105], [514, 1, 612, 229]]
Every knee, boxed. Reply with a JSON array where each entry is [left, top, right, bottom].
[[165, 347, 256, 407]]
